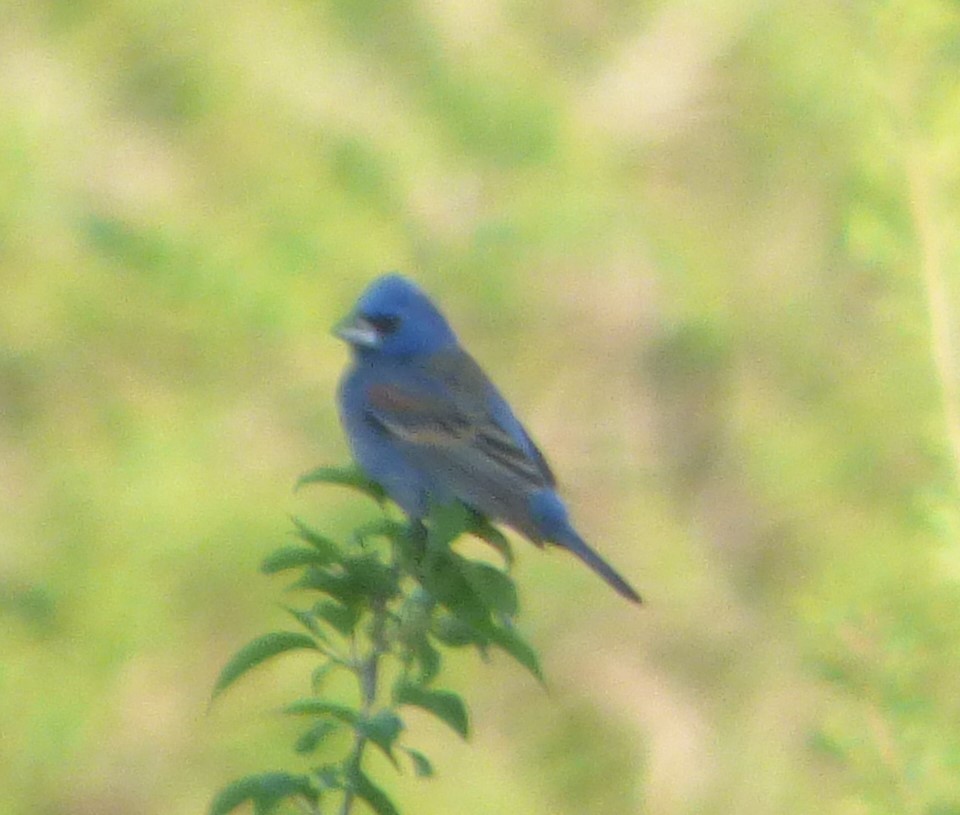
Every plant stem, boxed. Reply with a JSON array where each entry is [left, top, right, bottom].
[[908, 158, 960, 490], [339, 596, 389, 815]]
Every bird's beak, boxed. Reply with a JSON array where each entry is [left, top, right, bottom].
[[333, 313, 380, 348]]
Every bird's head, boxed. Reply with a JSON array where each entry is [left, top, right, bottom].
[[334, 274, 458, 358]]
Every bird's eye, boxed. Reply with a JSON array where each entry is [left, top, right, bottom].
[[367, 314, 400, 335]]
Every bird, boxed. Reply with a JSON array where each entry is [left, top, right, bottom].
[[334, 274, 641, 603]]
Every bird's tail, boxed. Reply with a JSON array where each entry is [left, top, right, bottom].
[[556, 530, 642, 604]]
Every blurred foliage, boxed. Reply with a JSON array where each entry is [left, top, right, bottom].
[[2, 0, 960, 813]]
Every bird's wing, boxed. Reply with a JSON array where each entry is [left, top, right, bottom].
[[486, 393, 556, 488], [365, 380, 550, 491], [361, 351, 556, 532]]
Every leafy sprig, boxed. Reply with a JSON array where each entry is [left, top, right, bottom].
[[210, 465, 542, 815]]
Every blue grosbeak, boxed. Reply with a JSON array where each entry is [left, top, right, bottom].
[[335, 274, 641, 603]]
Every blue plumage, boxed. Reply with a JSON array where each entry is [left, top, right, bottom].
[[335, 274, 641, 603]]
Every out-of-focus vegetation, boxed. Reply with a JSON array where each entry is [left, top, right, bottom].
[[2, 0, 959, 813]]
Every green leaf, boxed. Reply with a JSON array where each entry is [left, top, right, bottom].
[[212, 632, 318, 698], [313, 599, 361, 636], [296, 465, 386, 503], [488, 624, 544, 682], [291, 517, 342, 561], [402, 747, 434, 778], [295, 567, 361, 606], [394, 683, 469, 739], [397, 589, 442, 679], [296, 555, 397, 606], [397, 589, 434, 643], [352, 770, 401, 815], [209, 772, 316, 815], [432, 613, 484, 648], [294, 720, 338, 754], [313, 764, 343, 791], [283, 699, 358, 725], [461, 561, 518, 617], [420, 549, 489, 628], [283, 606, 328, 640], [311, 660, 340, 692], [342, 553, 398, 599], [358, 710, 404, 766], [427, 501, 473, 549], [353, 518, 411, 547], [410, 634, 441, 684], [262, 545, 336, 575], [467, 515, 514, 567], [393, 521, 428, 569]]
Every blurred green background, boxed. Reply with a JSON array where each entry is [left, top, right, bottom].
[[3, 0, 960, 812]]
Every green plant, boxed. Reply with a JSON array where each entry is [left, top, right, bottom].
[[209, 466, 543, 815]]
